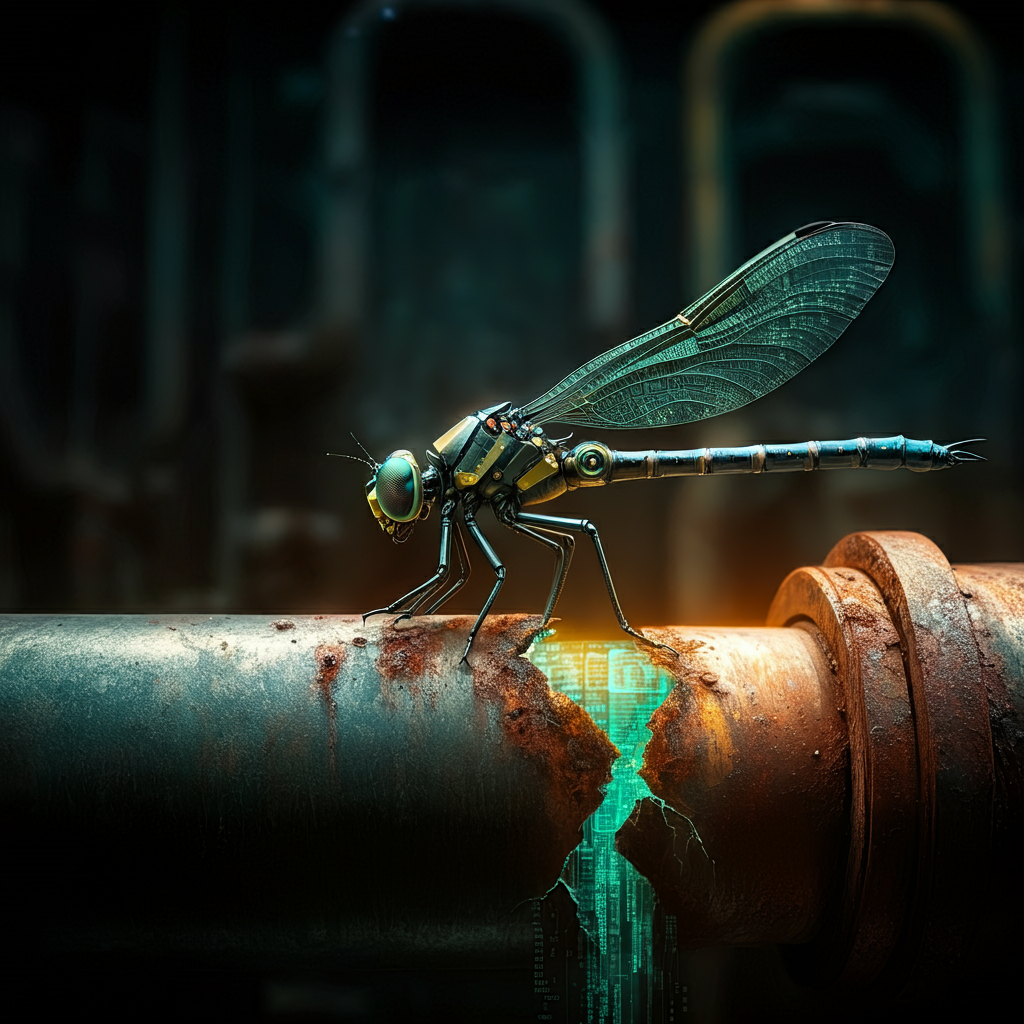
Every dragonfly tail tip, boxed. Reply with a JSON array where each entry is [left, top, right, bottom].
[[945, 437, 988, 465]]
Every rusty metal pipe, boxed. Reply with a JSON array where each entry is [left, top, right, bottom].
[[616, 625, 849, 948], [617, 531, 1023, 996], [0, 613, 614, 966], [1, 531, 1020, 998]]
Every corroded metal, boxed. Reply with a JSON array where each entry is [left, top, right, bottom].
[[2, 531, 1020, 996], [616, 531, 1021, 997], [953, 563, 1024, 924], [767, 564, 917, 988], [615, 626, 848, 948], [0, 612, 614, 966], [823, 532, 994, 995]]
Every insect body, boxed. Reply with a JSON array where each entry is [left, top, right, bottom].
[[354, 222, 982, 661]]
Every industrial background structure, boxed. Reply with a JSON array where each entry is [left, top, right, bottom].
[[1, 1, 1022, 1020]]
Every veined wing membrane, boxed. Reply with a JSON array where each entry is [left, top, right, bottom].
[[521, 222, 894, 429]]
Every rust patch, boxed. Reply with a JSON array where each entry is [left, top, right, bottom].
[[826, 532, 993, 989], [642, 681, 734, 797], [377, 617, 462, 677], [640, 635, 706, 675], [374, 616, 467, 709], [351, 636, 368, 647], [314, 644, 345, 690], [372, 613, 617, 885], [313, 643, 347, 762], [951, 564, 1024, 916], [471, 614, 618, 851], [271, 619, 295, 631], [767, 564, 918, 985], [621, 625, 848, 950]]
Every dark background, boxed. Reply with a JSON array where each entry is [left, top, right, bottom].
[[1, 1, 1021, 1019], [2, 0, 1020, 635]]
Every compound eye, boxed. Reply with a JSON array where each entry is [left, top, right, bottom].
[[375, 453, 423, 523]]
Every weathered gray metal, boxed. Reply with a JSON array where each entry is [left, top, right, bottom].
[[0, 612, 613, 967]]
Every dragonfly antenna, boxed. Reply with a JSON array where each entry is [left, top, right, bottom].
[[350, 432, 380, 470], [326, 451, 377, 470]]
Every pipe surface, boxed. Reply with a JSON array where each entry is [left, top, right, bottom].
[[0, 613, 614, 967], [618, 531, 1022, 996], [2, 530, 1021, 999], [615, 625, 847, 948]]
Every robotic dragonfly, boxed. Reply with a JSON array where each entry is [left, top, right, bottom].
[[346, 221, 982, 661]]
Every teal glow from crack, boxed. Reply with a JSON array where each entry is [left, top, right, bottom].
[[527, 638, 677, 1024]]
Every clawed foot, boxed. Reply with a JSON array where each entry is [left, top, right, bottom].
[[362, 608, 420, 626], [633, 630, 679, 658], [646, 637, 680, 657]]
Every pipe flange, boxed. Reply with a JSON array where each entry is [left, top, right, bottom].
[[767, 564, 917, 987], [824, 531, 994, 996]]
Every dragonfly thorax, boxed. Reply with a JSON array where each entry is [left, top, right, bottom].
[[430, 405, 565, 508]]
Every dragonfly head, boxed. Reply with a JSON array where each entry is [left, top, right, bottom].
[[366, 450, 437, 543]]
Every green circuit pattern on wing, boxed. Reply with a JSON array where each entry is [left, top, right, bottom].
[[522, 222, 894, 429]]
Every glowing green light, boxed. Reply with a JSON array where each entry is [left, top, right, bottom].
[[528, 639, 678, 1023]]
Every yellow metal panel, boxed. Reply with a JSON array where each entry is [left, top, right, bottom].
[[471, 433, 510, 478], [516, 453, 559, 491], [432, 416, 477, 459]]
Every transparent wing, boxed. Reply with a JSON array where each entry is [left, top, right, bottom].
[[521, 222, 895, 429]]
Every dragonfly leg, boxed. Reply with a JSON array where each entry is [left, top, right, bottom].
[[517, 511, 678, 656], [363, 500, 455, 622], [395, 521, 466, 622], [498, 509, 574, 625], [393, 557, 454, 623], [422, 522, 472, 614], [461, 501, 506, 664], [397, 520, 471, 621]]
